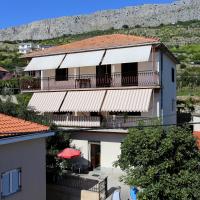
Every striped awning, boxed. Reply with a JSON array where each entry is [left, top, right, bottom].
[[24, 54, 65, 71], [28, 92, 66, 112], [102, 45, 152, 65], [101, 89, 152, 112], [60, 50, 105, 69], [60, 90, 106, 112]]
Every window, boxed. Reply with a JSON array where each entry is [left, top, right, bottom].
[[55, 68, 68, 81], [1, 169, 21, 197], [171, 68, 175, 82]]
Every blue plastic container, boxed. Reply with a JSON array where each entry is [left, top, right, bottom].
[[130, 186, 138, 200]]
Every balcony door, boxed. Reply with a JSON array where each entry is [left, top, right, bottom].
[[96, 65, 111, 87], [121, 63, 138, 86], [90, 142, 101, 169]]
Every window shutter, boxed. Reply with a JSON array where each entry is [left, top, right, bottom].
[[11, 170, 20, 193], [2, 173, 10, 196]]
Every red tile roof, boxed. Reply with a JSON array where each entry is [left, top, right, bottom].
[[193, 131, 200, 149], [23, 34, 160, 58], [0, 113, 49, 138], [0, 66, 8, 72]]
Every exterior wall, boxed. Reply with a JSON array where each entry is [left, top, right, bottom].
[[141, 90, 160, 118], [193, 115, 200, 132], [71, 132, 126, 168], [101, 141, 121, 168], [0, 138, 46, 200], [161, 52, 177, 125]]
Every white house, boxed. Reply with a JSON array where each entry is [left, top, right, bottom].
[[22, 34, 178, 169], [18, 43, 41, 54]]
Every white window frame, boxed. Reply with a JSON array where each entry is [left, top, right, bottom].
[[1, 168, 21, 197]]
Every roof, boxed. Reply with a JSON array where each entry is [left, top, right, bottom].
[[0, 66, 8, 72], [23, 34, 160, 58], [0, 113, 49, 138], [193, 131, 200, 149]]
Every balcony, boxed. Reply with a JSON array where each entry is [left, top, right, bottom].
[[20, 71, 159, 91], [48, 115, 154, 128]]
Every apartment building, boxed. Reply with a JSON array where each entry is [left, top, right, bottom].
[[22, 34, 178, 169]]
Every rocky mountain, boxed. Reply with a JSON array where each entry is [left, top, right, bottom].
[[0, 0, 200, 41]]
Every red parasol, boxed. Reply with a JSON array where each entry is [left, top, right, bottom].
[[57, 148, 81, 159]]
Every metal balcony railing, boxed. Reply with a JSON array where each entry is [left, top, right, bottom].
[[20, 71, 159, 91], [47, 115, 156, 128]]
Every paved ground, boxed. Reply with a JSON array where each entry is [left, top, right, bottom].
[[88, 167, 130, 200]]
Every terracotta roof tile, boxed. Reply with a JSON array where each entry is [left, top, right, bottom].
[[0, 113, 49, 138], [23, 34, 160, 58]]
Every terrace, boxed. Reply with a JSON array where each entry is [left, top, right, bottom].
[[20, 70, 159, 91]]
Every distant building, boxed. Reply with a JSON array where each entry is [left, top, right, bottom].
[[0, 114, 54, 200], [0, 66, 12, 80], [18, 43, 41, 54], [18, 43, 53, 54]]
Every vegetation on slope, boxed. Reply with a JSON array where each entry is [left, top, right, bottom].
[[0, 20, 200, 96]]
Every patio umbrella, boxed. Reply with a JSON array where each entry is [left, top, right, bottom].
[[57, 148, 81, 159]]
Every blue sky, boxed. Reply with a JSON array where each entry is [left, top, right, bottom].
[[0, 0, 174, 29]]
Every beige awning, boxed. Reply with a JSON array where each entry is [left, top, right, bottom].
[[101, 89, 152, 112], [102, 45, 152, 65], [60, 90, 106, 112], [28, 92, 66, 112], [60, 50, 105, 69], [24, 54, 66, 71]]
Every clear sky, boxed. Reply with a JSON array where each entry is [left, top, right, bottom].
[[0, 0, 174, 29]]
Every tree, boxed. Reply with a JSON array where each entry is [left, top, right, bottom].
[[115, 125, 200, 200]]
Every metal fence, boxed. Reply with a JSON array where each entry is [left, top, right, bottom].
[[47, 172, 108, 199]]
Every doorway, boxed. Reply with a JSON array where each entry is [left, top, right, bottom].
[[96, 65, 111, 87], [89, 142, 101, 169], [121, 63, 138, 86]]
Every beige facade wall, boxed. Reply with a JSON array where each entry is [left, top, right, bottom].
[[0, 138, 46, 200], [101, 141, 121, 168], [71, 132, 126, 168]]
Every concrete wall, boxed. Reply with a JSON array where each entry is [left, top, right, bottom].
[[0, 138, 46, 200], [71, 132, 126, 168], [161, 52, 177, 125], [193, 115, 200, 132], [47, 185, 99, 200]]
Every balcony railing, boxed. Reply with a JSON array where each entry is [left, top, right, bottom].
[[48, 115, 155, 128], [20, 71, 159, 91], [51, 115, 101, 127]]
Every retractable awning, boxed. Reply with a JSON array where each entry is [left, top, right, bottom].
[[101, 89, 152, 112], [28, 92, 66, 112], [60, 90, 106, 112], [102, 45, 152, 65], [24, 54, 65, 71], [60, 50, 105, 69]]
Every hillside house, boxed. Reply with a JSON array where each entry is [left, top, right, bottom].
[[0, 67, 11, 80], [22, 34, 178, 169], [0, 114, 54, 200]]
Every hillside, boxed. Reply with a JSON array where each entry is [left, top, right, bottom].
[[0, 0, 200, 41], [1, 20, 200, 72]]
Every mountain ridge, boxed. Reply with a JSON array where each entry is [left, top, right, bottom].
[[0, 0, 200, 41]]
